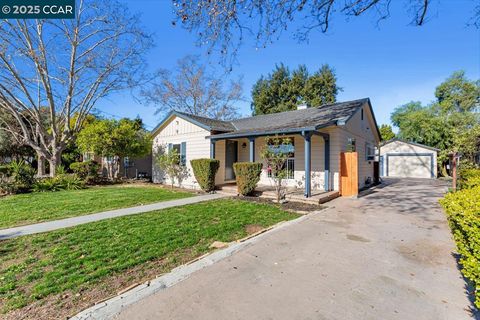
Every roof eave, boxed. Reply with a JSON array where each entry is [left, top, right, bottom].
[[151, 110, 218, 136], [207, 126, 318, 140], [380, 138, 440, 151]]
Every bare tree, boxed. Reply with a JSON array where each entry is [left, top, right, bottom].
[[142, 55, 242, 120], [172, 0, 479, 64], [0, 0, 152, 176]]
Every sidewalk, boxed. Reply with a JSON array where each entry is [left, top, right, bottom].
[[0, 193, 227, 240]]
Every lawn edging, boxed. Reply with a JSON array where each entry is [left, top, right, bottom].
[[70, 213, 312, 320]]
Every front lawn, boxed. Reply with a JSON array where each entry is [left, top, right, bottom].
[[0, 185, 194, 229], [0, 199, 299, 319]]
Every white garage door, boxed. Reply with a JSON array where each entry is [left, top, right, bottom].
[[388, 155, 432, 178]]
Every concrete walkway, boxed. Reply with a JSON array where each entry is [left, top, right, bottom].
[[115, 178, 473, 320], [0, 193, 227, 240]]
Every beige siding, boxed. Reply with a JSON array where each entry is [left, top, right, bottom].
[[338, 105, 378, 188], [152, 115, 211, 189], [151, 101, 380, 191], [220, 135, 330, 191], [380, 140, 437, 178]]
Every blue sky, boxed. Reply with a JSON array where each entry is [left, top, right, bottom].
[[97, 0, 480, 131]]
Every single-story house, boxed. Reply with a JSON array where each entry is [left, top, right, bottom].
[[379, 138, 438, 179], [151, 98, 381, 197]]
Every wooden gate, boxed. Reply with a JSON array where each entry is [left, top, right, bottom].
[[340, 152, 358, 197]]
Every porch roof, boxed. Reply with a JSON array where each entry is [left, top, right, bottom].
[[207, 124, 334, 140]]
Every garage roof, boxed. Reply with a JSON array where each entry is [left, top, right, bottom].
[[380, 138, 439, 152]]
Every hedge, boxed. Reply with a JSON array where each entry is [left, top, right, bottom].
[[458, 168, 480, 190], [440, 170, 480, 307], [190, 158, 220, 192], [233, 162, 262, 196]]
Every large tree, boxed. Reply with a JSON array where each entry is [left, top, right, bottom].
[[379, 124, 395, 142], [0, 0, 152, 176], [142, 55, 242, 120], [0, 113, 35, 163], [391, 71, 480, 174], [251, 64, 340, 115], [172, 0, 479, 64], [77, 118, 151, 179]]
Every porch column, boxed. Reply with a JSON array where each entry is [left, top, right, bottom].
[[302, 131, 312, 198], [324, 134, 330, 191], [249, 137, 255, 162], [210, 140, 216, 159]]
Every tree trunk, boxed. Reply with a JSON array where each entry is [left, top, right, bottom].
[[37, 152, 46, 177], [48, 151, 62, 177]]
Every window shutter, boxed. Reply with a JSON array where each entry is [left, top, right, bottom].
[[167, 143, 173, 153], [180, 142, 187, 166]]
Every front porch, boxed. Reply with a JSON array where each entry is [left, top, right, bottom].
[[209, 129, 334, 198], [217, 183, 340, 204]]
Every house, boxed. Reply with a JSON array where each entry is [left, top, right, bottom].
[[83, 153, 152, 179], [151, 98, 381, 197], [379, 138, 438, 179]]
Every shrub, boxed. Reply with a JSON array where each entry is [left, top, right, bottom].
[[233, 162, 262, 196], [458, 168, 480, 190], [155, 146, 189, 188], [33, 177, 63, 192], [56, 174, 85, 190], [0, 165, 10, 176], [190, 158, 219, 192], [440, 186, 480, 307], [0, 160, 36, 194], [33, 174, 85, 192], [70, 161, 99, 184]]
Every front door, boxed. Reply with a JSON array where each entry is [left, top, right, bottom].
[[225, 140, 238, 181]]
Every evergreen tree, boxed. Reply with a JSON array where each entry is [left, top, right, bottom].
[[251, 64, 340, 115]]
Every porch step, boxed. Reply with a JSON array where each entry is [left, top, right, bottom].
[[216, 183, 340, 205], [216, 184, 238, 196]]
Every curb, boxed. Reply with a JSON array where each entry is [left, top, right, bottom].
[[70, 213, 312, 320]]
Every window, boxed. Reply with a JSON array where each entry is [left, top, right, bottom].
[[365, 142, 375, 161], [347, 138, 356, 152], [266, 138, 295, 180], [172, 143, 181, 155], [169, 142, 186, 166], [361, 109, 364, 120]]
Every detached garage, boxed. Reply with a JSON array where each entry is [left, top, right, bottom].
[[379, 139, 438, 179]]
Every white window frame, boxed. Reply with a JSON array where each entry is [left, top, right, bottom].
[[365, 142, 375, 161], [266, 139, 295, 180]]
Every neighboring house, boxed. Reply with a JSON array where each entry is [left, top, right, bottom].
[[379, 139, 438, 179], [83, 152, 152, 179], [151, 98, 380, 198]]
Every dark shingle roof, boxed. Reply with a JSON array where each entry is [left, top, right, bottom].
[[152, 98, 378, 139], [175, 112, 235, 132], [212, 98, 371, 139], [233, 98, 367, 131]]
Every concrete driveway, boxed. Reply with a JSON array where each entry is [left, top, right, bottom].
[[115, 178, 473, 320]]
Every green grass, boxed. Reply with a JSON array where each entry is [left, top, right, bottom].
[[0, 185, 193, 229], [0, 199, 299, 315]]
